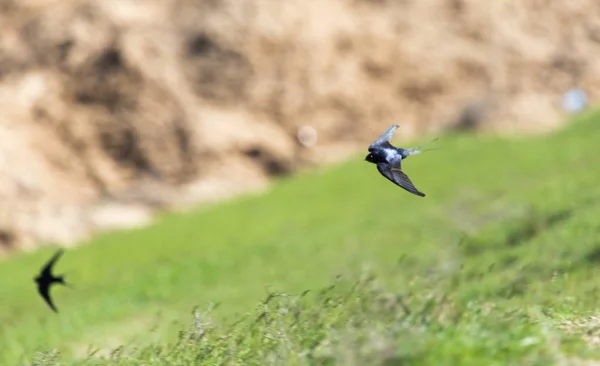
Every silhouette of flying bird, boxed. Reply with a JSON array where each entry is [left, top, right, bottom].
[[365, 124, 439, 197], [34, 249, 69, 313]]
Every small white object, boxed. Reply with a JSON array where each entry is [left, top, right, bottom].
[[297, 126, 318, 147], [561, 88, 588, 113]]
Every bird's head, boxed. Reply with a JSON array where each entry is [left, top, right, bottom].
[[364, 153, 376, 164]]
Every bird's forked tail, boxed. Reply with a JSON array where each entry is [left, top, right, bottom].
[[403, 137, 441, 157], [56, 275, 74, 289]]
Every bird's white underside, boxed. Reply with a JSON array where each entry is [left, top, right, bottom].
[[385, 149, 399, 162]]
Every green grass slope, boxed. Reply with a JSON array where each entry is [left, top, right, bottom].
[[1, 110, 600, 365]]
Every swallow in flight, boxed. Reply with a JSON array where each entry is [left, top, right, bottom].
[[365, 124, 439, 197], [34, 249, 70, 313]]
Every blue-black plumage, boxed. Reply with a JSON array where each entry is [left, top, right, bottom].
[[364, 124, 438, 197]]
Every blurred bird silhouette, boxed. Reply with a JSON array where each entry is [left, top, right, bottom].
[[34, 249, 69, 313], [365, 124, 439, 197]]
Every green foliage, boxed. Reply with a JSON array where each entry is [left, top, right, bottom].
[[1, 109, 600, 365]]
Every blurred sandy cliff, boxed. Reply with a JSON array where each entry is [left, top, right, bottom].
[[0, 0, 597, 253]]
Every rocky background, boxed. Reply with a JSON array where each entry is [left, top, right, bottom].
[[0, 0, 598, 254]]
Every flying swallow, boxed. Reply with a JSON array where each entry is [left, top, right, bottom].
[[364, 124, 438, 197], [34, 249, 69, 313]]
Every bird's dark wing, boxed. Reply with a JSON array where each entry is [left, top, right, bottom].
[[40, 249, 64, 278], [37, 283, 58, 313], [369, 124, 399, 150], [376, 163, 426, 197]]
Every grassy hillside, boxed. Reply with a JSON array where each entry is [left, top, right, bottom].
[[1, 110, 600, 365]]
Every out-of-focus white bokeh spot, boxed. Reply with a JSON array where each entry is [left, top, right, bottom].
[[561, 88, 588, 113], [297, 125, 318, 147]]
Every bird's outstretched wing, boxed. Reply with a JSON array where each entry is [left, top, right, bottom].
[[369, 124, 399, 150], [37, 283, 58, 313], [376, 163, 425, 197], [40, 249, 64, 278]]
